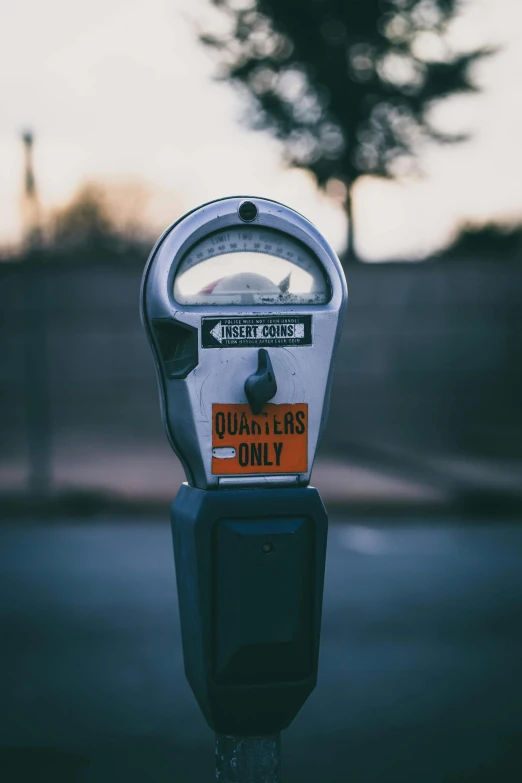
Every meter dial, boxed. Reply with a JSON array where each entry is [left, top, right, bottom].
[[173, 226, 331, 306]]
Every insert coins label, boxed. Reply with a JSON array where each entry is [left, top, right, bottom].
[[212, 403, 308, 475], [202, 316, 312, 348]]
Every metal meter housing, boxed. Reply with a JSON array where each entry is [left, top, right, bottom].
[[141, 196, 347, 489]]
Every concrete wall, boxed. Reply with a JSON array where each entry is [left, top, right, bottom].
[[329, 260, 522, 458], [1, 256, 521, 492]]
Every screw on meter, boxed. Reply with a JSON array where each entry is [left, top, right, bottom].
[[140, 196, 347, 489]]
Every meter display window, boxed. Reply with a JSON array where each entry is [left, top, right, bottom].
[[174, 226, 330, 306]]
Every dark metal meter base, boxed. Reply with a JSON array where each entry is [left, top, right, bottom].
[[171, 484, 328, 735]]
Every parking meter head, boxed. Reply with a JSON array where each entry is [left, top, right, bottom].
[[141, 196, 347, 489]]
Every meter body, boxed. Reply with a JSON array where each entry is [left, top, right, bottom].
[[141, 197, 347, 489], [141, 197, 347, 736]]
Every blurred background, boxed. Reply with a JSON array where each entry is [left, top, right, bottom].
[[1, 0, 521, 781]]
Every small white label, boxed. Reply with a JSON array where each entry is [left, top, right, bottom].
[[212, 447, 237, 459]]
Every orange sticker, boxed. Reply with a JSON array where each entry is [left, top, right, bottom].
[[212, 403, 308, 475]]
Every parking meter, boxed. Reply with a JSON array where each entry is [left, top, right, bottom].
[[141, 197, 347, 740]]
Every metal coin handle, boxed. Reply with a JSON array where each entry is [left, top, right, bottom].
[[245, 348, 278, 415]]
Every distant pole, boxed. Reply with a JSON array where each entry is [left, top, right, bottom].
[[21, 131, 42, 250], [21, 130, 52, 501], [215, 734, 281, 783]]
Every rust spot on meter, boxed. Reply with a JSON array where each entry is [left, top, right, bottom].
[[212, 403, 308, 475]]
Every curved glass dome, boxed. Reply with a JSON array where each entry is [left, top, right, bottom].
[[173, 225, 330, 306]]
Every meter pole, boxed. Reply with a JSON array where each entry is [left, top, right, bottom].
[[141, 195, 347, 781], [216, 733, 281, 783]]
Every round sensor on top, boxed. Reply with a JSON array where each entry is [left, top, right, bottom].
[[238, 201, 258, 222]]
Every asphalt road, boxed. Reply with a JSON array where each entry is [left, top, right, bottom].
[[1, 517, 521, 782]]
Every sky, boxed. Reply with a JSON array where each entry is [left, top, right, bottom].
[[1, 0, 522, 260]]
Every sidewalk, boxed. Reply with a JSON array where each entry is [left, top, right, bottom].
[[0, 447, 456, 516], [1, 440, 521, 516], [336, 441, 522, 513]]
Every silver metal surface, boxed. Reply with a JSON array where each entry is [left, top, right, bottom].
[[141, 196, 347, 490], [215, 733, 281, 783], [218, 475, 300, 487]]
